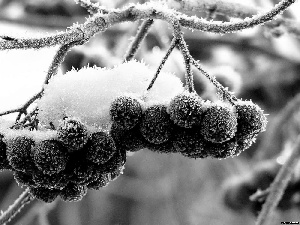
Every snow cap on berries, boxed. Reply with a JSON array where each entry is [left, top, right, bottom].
[[235, 100, 267, 139], [200, 102, 237, 143], [57, 117, 88, 152], [168, 91, 205, 128]]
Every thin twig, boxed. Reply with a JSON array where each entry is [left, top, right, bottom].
[[172, 21, 195, 93], [0, 188, 33, 225], [191, 58, 237, 104], [74, 0, 109, 14], [256, 135, 300, 225], [123, 19, 154, 62], [147, 37, 178, 91], [0, 0, 295, 50]]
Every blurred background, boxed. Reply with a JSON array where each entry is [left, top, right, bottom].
[[1, 0, 300, 224]]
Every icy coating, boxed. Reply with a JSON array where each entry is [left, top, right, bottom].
[[37, 60, 184, 130]]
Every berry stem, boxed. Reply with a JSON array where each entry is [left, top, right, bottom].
[[0, 188, 33, 225], [172, 21, 195, 93], [256, 135, 300, 225], [190, 58, 237, 104], [123, 19, 154, 62], [147, 37, 178, 91]]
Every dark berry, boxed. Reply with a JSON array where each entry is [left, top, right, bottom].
[[204, 138, 237, 159], [57, 118, 88, 152], [33, 139, 69, 175], [200, 103, 237, 143], [97, 148, 126, 174], [234, 134, 257, 156], [110, 123, 146, 152], [109, 95, 143, 130], [6, 136, 36, 172], [33, 170, 68, 190], [87, 173, 110, 190], [168, 92, 205, 128], [235, 100, 267, 139], [0, 136, 11, 170], [145, 139, 178, 154], [14, 171, 36, 187], [60, 183, 87, 202], [173, 127, 208, 158], [140, 105, 173, 144], [29, 186, 60, 203], [85, 131, 117, 164]]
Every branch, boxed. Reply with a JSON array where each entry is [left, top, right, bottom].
[[147, 37, 178, 91], [0, 0, 296, 50], [74, 0, 110, 14], [256, 135, 300, 225], [123, 19, 154, 62], [0, 188, 33, 225]]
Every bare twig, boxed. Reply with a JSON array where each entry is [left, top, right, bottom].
[[147, 37, 178, 91], [74, 0, 109, 14], [123, 19, 154, 62], [256, 135, 300, 225], [0, 0, 295, 50], [0, 188, 33, 225]]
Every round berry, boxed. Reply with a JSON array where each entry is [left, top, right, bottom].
[[33, 170, 68, 190], [204, 138, 237, 159], [6, 136, 36, 172], [85, 132, 117, 164], [235, 100, 267, 139], [168, 92, 205, 128], [234, 134, 257, 156], [14, 171, 36, 187], [29, 186, 60, 203], [173, 127, 207, 158], [97, 148, 126, 174], [200, 103, 237, 143], [110, 122, 146, 152], [0, 136, 11, 170], [33, 139, 69, 175], [57, 118, 88, 152], [110, 95, 143, 130], [140, 105, 173, 144], [87, 173, 110, 190], [60, 183, 87, 202], [145, 139, 178, 154]]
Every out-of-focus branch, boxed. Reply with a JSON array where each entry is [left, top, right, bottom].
[[256, 135, 300, 225]]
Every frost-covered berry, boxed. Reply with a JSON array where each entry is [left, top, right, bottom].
[[85, 132, 117, 164], [57, 118, 88, 152], [33, 170, 68, 190], [200, 103, 237, 143], [168, 92, 205, 128], [65, 156, 94, 185], [6, 136, 36, 172], [60, 183, 88, 202], [0, 136, 11, 170], [14, 171, 36, 187], [235, 100, 267, 139], [110, 95, 143, 130], [33, 139, 69, 175], [204, 138, 238, 159], [234, 134, 257, 156], [173, 127, 208, 158], [29, 186, 60, 203], [110, 122, 146, 152], [87, 173, 110, 190], [146, 139, 178, 154], [97, 148, 126, 174], [140, 105, 173, 144]]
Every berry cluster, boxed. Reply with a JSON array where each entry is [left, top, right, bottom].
[[0, 118, 126, 203], [109, 92, 267, 159]]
